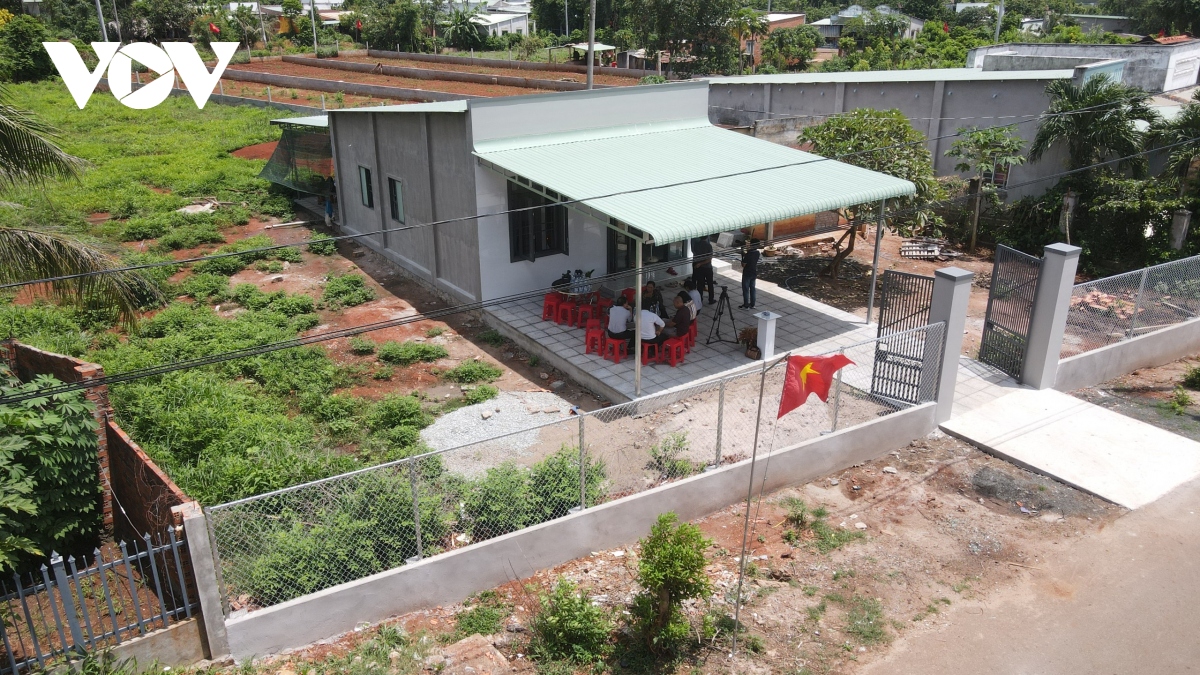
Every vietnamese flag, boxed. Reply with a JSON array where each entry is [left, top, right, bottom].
[[942, 22, 949, 33], [356, 19, 362, 30], [209, 22, 221, 34], [777, 354, 854, 418]]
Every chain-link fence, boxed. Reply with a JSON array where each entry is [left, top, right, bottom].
[[1061, 255, 1200, 358], [206, 323, 945, 613]]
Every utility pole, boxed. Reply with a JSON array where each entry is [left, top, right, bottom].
[[564, 0, 568, 38], [311, 0, 319, 55], [93, 0, 108, 41], [994, 0, 1005, 42], [110, 0, 122, 42], [585, 0, 596, 88]]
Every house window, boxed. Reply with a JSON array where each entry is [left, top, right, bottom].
[[358, 166, 374, 208], [508, 181, 568, 262], [388, 177, 404, 223], [982, 164, 1011, 189], [606, 220, 685, 273]]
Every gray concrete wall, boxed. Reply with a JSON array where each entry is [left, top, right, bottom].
[[222, 68, 479, 102], [110, 619, 207, 668], [968, 42, 1200, 92], [223, 402, 937, 659], [982, 53, 1098, 71], [283, 54, 608, 91], [1055, 317, 1200, 392], [707, 77, 1071, 200]]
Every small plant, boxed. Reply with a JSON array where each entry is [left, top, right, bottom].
[[425, 326, 445, 338], [1167, 386, 1194, 415], [455, 592, 507, 638], [463, 384, 499, 405], [647, 432, 700, 480], [308, 232, 337, 255], [255, 260, 284, 273], [321, 273, 376, 309], [478, 328, 505, 346], [378, 340, 448, 365], [349, 336, 376, 355], [372, 365, 394, 380], [845, 596, 887, 644], [528, 579, 613, 665], [806, 600, 827, 622], [630, 512, 713, 653], [529, 354, 540, 367], [781, 498, 860, 553], [443, 360, 502, 384]]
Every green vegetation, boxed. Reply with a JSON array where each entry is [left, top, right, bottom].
[[349, 336, 377, 355], [477, 328, 504, 346], [424, 326, 445, 338], [631, 512, 713, 653], [845, 596, 887, 644], [1167, 387, 1194, 415], [1183, 366, 1200, 390], [307, 232, 338, 255], [0, 367, 103, 569], [442, 360, 502, 384], [378, 340, 448, 365], [463, 446, 605, 538], [781, 497, 865, 553], [463, 384, 499, 405], [455, 591, 508, 638], [529, 579, 614, 665], [321, 273, 376, 309], [647, 432, 701, 480]]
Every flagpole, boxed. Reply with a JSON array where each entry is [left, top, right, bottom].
[[730, 359, 768, 656]]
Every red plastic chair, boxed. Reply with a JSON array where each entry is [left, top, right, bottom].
[[641, 341, 664, 365], [685, 322, 698, 352], [663, 337, 687, 367], [542, 292, 562, 321], [605, 338, 628, 364], [555, 300, 578, 326], [576, 304, 599, 327], [621, 288, 636, 304], [597, 296, 614, 313], [585, 326, 606, 355]]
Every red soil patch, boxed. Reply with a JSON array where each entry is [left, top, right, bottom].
[[228, 60, 549, 98], [232, 141, 278, 161]]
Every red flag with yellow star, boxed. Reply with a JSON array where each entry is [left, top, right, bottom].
[[777, 354, 854, 418]]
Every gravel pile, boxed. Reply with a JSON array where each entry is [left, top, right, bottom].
[[420, 391, 574, 477]]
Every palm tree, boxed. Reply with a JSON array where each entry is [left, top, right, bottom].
[[442, 8, 483, 50], [0, 85, 156, 329], [1029, 75, 1160, 176], [1149, 89, 1200, 197], [731, 8, 768, 74]]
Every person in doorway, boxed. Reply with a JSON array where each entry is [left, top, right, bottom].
[[684, 278, 703, 318], [740, 240, 761, 309], [641, 280, 667, 318], [691, 235, 716, 304], [638, 304, 668, 353], [666, 291, 694, 338], [606, 295, 635, 349]]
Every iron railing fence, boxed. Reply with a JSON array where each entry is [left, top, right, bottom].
[[1061, 255, 1200, 358], [1, 531, 196, 675], [206, 323, 946, 613]]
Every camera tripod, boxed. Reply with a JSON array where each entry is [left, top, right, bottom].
[[706, 286, 740, 345]]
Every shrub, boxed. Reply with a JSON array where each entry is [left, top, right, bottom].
[[290, 313, 320, 331], [255, 260, 284, 273], [273, 293, 316, 317], [193, 235, 275, 276], [0, 16, 53, 82], [308, 232, 338, 255], [378, 341, 447, 366], [321, 273, 375, 309], [529, 446, 605, 521], [1184, 366, 1200, 390], [372, 365, 394, 380], [464, 463, 533, 537], [631, 512, 712, 653], [120, 218, 169, 242], [178, 273, 231, 302], [349, 336, 376, 355], [478, 328, 504, 346], [647, 432, 700, 480], [463, 384, 498, 405], [366, 394, 432, 431], [425, 326, 445, 338], [442, 360, 502, 384], [529, 579, 613, 665], [155, 223, 225, 250], [274, 246, 302, 264], [455, 592, 508, 638]]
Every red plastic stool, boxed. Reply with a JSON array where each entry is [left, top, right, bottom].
[[604, 338, 628, 364], [576, 304, 599, 327], [542, 292, 562, 321], [663, 337, 687, 366], [597, 296, 614, 313], [555, 301, 578, 325], [621, 288, 636, 304], [585, 318, 601, 331], [641, 341, 664, 365], [585, 327, 606, 355], [685, 322, 698, 352]]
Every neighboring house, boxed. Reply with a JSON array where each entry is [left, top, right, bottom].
[[810, 4, 924, 45], [968, 39, 1200, 92], [471, 11, 528, 36], [741, 13, 806, 66], [1063, 13, 1132, 34]]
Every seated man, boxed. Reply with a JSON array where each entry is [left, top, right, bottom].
[[666, 291, 694, 338], [606, 295, 635, 348], [683, 279, 702, 318], [641, 280, 667, 318], [638, 305, 668, 353]]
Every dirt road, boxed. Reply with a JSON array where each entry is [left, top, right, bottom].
[[860, 474, 1200, 674]]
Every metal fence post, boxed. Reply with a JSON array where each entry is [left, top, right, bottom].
[[578, 415, 587, 510], [829, 352, 845, 432], [1128, 267, 1149, 337], [713, 380, 725, 466], [409, 461, 424, 560], [50, 553, 86, 654]]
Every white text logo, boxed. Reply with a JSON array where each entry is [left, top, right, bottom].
[[42, 42, 240, 110]]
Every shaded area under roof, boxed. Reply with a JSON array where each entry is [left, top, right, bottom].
[[474, 119, 916, 244]]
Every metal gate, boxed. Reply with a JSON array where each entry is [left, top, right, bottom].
[[979, 245, 1042, 380], [871, 270, 935, 405]]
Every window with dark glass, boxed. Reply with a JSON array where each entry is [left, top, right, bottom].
[[388, 177, 404, 223], [606, 221, 686, 274], [508, 181, 568, 262], [358, 166, 374, 208]]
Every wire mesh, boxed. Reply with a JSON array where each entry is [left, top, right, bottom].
[[206, 323, 946, 613], [1061, 255, 1200, 358]]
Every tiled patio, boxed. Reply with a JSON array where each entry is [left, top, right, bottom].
[[486, 268, 878, 401]]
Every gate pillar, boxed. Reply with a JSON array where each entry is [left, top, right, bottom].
[[929, 267, 974, 423], [1022, 243, 1082, 389]]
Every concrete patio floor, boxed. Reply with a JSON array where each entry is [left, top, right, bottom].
[[486, 268, 878, 402]]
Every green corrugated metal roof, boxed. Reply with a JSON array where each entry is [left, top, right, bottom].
[[474, 119, 915, 244]]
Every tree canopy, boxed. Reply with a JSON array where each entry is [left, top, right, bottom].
[[1029, 75, 1159, 176]]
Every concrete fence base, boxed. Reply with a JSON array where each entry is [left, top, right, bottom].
[[283, 55, 608, 92], [366, 49, 653, 80], [222, 69, 478, 103], [223, 403, 936, 659], [1055, 317, 1200, 391]]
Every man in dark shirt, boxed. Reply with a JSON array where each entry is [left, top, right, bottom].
[[740, 241, 761, 309], [691, 236, 716, 304], [666, 291, 693, 337]]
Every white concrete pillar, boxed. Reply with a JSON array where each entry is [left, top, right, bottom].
[[175, 502, 231, 660], [928, 267, 973, 423], [755, 311, 781, 359], [1021, 243, 1081, 389]]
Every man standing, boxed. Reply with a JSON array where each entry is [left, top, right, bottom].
[[691, 236, 716, 305], [739, 240, 761, 310]]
